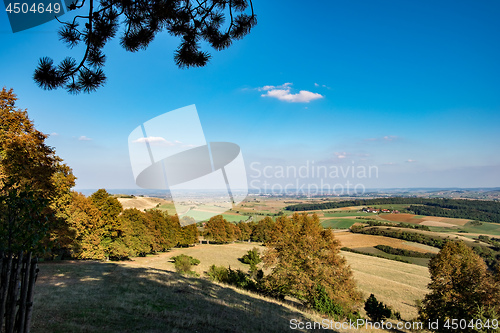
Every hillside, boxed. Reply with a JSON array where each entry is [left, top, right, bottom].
[[31, 243, 431, 333]]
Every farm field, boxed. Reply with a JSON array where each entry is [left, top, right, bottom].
[[350, 247, 431, 267], [341, 251, 430, 320], [321, 219, 358, 229], [334, 232, 440, 253], [117, 196, 170, 210]]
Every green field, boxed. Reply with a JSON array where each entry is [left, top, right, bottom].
[[428, 221, 500, 236], [352, 247, 431, 267], [157, 202, 177, 211], [182, 210, 215, 221], [323, 211, 364, 217], [222, 214, 249, 223], [321, 219, 357, 229]]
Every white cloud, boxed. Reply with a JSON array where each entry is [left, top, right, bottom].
[[258, 83, 324, 103], [78, 136, 92, 141], [50, 132, 59, 136], [314, 83, 319, 87], [132, 136, 177, 146], [365, 135, 399, 142], [258, 83, 292, 91], [335, 152, 348, 159], [406, 159, 417, 163], [132, 137, 196, 148]]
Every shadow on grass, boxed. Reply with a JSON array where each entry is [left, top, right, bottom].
[[31, 261, 336, 333]]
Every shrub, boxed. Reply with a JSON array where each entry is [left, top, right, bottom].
[[172, 254, 200, 275], [364, 294, 392, 322], [206, 265, 258, 291], [312, 285, 346, 320], [240, 247, 262, 274]]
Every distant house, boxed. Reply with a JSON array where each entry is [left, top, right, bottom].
[[381, 209, 390, 213], [392, 210, 400, 214], [363, 207, 380, 213]]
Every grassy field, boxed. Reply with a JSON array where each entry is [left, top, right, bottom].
[[31, 241, 432, 333], [341, 251, 430, 320], [323, 211, 365, 217], [32, 261, 326, 333], [222, 214, 249, 223], [335, 232, 440, 254], [321, 219, 357, 229], [350, 247, 431, 267]]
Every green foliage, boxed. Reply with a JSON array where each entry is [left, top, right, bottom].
[[340, 247, 411, 264], [374, 245, 436, 258], [206, 265, 229, 282], [364, 294, 392, 322], [206, 265, 258, 291], [312, 285, 346, 320], [172, 254, 200, 276], [360, 218, 431, 231], [240, 247, 262, 270]]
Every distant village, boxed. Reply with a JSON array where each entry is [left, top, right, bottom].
[[362, 207, 400, 214]]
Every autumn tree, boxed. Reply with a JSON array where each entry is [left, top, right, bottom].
[[64, 192, 108, 259], [34, 0, 256, 93], [179, 223, 199, 247], [262, 213, 361, 318], [118, 208, 154, 257], [204, 215, 229, 244], [0, 87, 75, 253], [237, 221, 252, 241], [251, 216, 274, 243], [419, 241, 500, 333]]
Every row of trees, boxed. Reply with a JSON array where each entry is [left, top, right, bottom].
[[286, 198, 500, 223], [203, 215, 275, 244], [51, 189, 198, 260]]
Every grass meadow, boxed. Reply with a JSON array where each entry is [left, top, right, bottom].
[[31, 240, 432, 333]]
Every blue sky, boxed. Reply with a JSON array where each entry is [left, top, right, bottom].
[[1, 0, 499, 190]]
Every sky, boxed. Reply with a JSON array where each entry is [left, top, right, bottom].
[[1, 0, 499, 192]]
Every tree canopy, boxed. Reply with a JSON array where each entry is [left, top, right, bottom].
[[419, 241, 500, 333], [33, 0, 256, 94], [262, 213, 361, 317], [0, 87, 76, 253]]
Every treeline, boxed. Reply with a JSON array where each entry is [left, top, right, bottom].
[[357, 218, 430, 231], [351, 225, 500, 270], [51, 189, 198, 260], [203, 215, 275, 244], [374, 245, 436, 258], [409, 203, 500, 223], [340, 247, 411, 264], [285, 198, 500, 223]]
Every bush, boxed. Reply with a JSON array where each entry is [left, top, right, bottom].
[[172, 254, 200, 275], [364, 294, 392, 322], [207, 265, 229, 282], [206, 265, 258, 291], [240, 247, 262, 274], [312, 285, 346, 320]]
